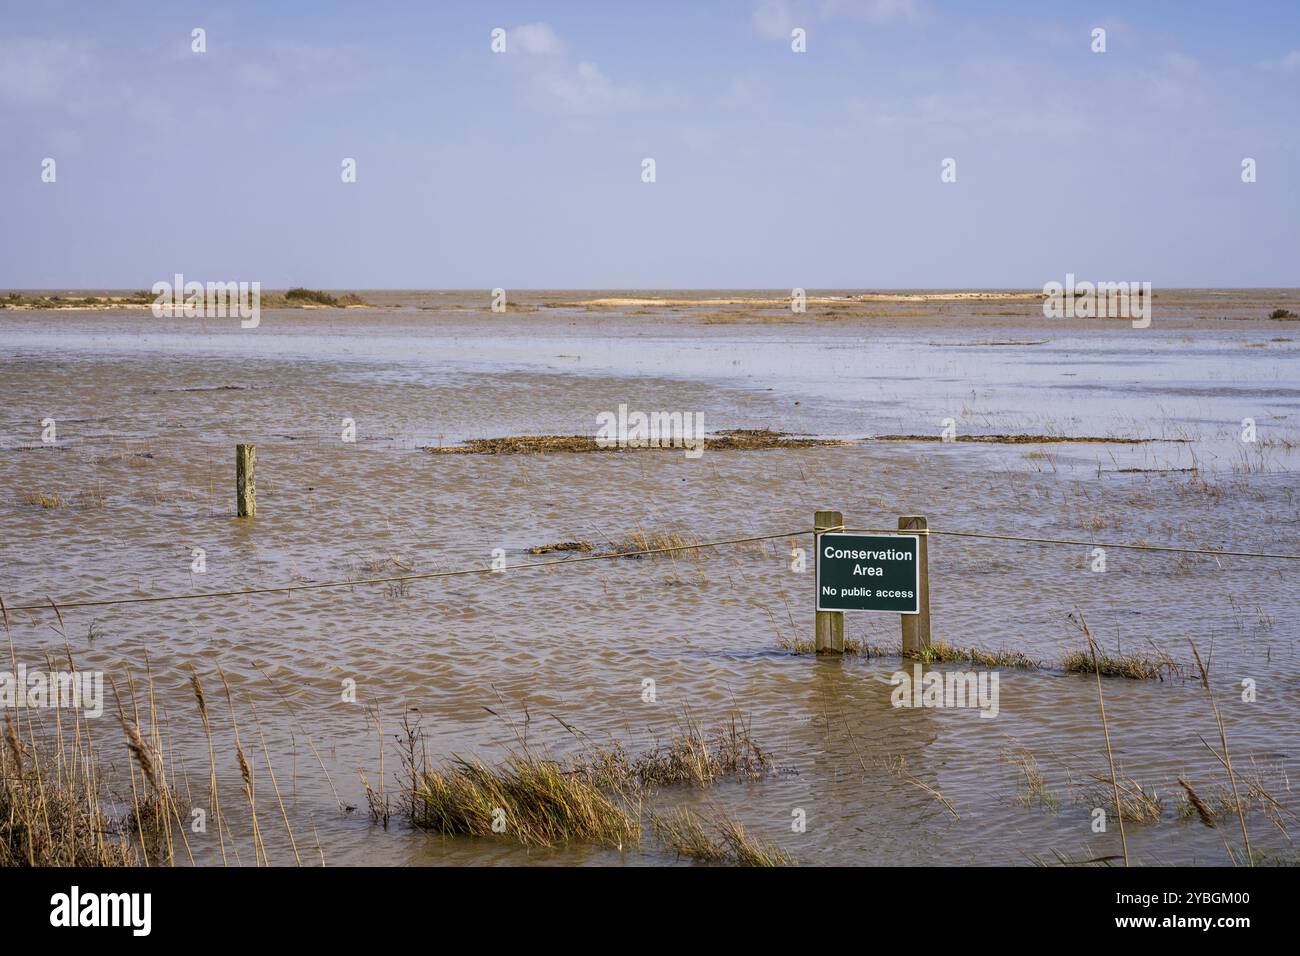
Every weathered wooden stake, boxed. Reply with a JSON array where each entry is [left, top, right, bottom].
[[899, 514, 930, 654], [814, 509, 844, 654], [236, 444, 256, 517]]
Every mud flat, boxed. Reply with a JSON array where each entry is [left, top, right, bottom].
[[0, 290, 1297, 865]]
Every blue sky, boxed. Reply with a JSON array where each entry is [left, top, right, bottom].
[[2, 0, 1298, 288]]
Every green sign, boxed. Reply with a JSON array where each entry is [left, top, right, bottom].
[[816, 532, 920, 614]]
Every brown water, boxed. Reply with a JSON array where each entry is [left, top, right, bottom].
[[1, 290, 1298, 865]]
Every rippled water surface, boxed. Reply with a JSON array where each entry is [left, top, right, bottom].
[[1, 291, 1297, 865]]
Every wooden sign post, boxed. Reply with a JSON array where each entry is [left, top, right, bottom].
[[813, 510, 844, 653], [898, 515, 931, 655], [814, 511, 931, 655]]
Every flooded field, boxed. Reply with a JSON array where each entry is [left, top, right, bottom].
[[2, 290, 1298, 866]]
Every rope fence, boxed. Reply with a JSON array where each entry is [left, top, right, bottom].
[[2, 525, 1297, 620]]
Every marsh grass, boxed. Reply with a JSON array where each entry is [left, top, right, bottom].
[[1061, 649, 1174, 680], [277, 288, 365, 307], [779, 637, 1043, 669], [1003, 748, 1061, 813], [423, 430, 848, 455], [1085, 774, 1164, 823], [777, 637, 892, 656], [528, 540, 594, 554], [401, 711, 780, 851], [1176, 777, 1231, 826], [651, 807, 795, 866], [909, 640, 1041, 669], [1, 712, 138, 866], [570, 713, 775, 790], [21, 490, 66, 509], [611, 529, 704, 559], [0, 645, 306, 867], [408, 753, 640, 849], [624, 715, 772, 788]]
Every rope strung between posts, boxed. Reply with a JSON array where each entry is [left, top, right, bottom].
[[0, 530, 807, 615], [1, 525, 1297, 619], [840, 528, 1300, 561]]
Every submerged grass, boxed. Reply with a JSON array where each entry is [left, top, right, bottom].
[[424, 429, 849, 455], [408, 753, 640, 849], [1003, 748, 1061, 813], [651, 807, 795, 866], [1061, 649, 1172, 680], [577, 714, 774, 789], [403, 712, 780, 853], [20, 490, 66, 509], [610, 529, 703, 559], [908, 640, 1041, 668], [777, 637, 893, 656], [1086, 774, 1165, 823]]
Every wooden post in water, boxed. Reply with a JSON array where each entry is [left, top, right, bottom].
[[814, 510, 845, 654], [236, 444, 256, 517], [899, 515, 930, 654]]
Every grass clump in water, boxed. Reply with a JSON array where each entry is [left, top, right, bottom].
[[574, 714, 776, 789], [408, 753, 640, 849], [610, 529, 703, 559], [1061, 649, 1171, 680], [21, 490, 66, 509], [651, 807, 795, 866], [1085, 775, 1164, 823], [777, 637, 893, 656], [1002, 748, 1060, 813], [528, 540, 594, 554], [907, 640, 1040, 668], [632, 716, 772, 787]]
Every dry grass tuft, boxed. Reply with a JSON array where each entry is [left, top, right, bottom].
[[574, 715, 775, 789], [423, 430, 849, 455], [528, 540, 594, 554], [1177, 777, 1221, 827], [777, 637, 893, 656], [1086, 775, 1164, 823], [408, 753, 640, 848], [1, 714, 138, 866], [21, 490, 66, 509], [1003, 748, 1060, 813], [1061, 649, 1173, 680], [651, 807, 795, 866], [909, 640, 1040, 668], [610, 529, 703, 559]]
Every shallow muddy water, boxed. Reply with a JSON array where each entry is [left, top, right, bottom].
[[1, 291, 1298, 865]]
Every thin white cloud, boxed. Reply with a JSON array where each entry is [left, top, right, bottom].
[[505, 23, 657, 115], [236, 63, 280, 90], [0, 38, 97, 107], [753, 0, 799, 39], [752, 0, 927, 40], [509, 22, 564, 56], [530, 61, 648, 114], [819, 0, 928, 25], [1259, 50, 1300, 72]]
